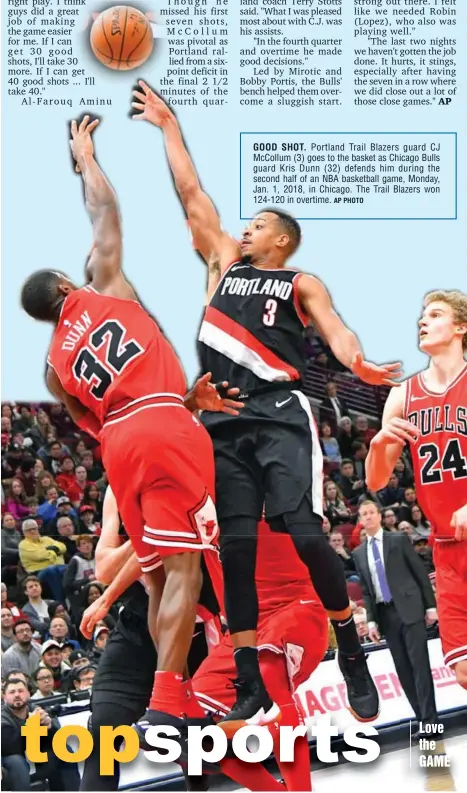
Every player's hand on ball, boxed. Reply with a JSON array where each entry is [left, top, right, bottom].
[[450, 504, 467, 542], [192, 372, 245, 416], [374, 417, 420, 446], [132, 81, 173, 127], [368, 626, 381, 644], [80, 595, 110, 640], [70, 115, 99, 172], [351, 352, 403, 387]]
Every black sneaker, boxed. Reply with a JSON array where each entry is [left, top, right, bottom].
[[338, 650, 380, 722], [217, 677, 280, 738], [135, 709, 185, 751]]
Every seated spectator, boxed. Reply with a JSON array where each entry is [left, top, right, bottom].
[[51, 515, 79, 562], [48, 403, 75, 438], [397, 486, 418, 523], [33, 457, 45, 477], [410, 504, 431, 539], [320, 422, 342, 467], [69, 650, 90, 672], [72, 438, 89, 465], [24, 407, 54, 451], [355, 415, 377, 446], [79, 505, 101, 534], [2, 512, 22, 582], [47, 602, 80, 644], [2, 670, 32, 695], [329, 530, 358, 580], [320, 381, 350, 433], [54, 456, 76, 497], [18, 520, 67, 603], [337, 416, 359, 459], [351, 440, 368, 482], [47, 616, 80, 651], [80, 448, 103, 482], [12, 405, 34, 436], [398, 520, 414, 536], [1, 583, 26, 623], [22, 576, 52, 638], [382, 508, 399, 532], [412, 537, 435, 575], [67, 465, 88, 507], [1, 677, 80, 791], [353, 606, 371, 644], [1, 621, 42, 678], [63, 535, 96, 619], [378, 472, 406, 509], [322, 515, 331, 537], [34, 471, 56, 505], [349, 523, 366, 551], [89, 625, 110, 665], [83, 483, 104, 522], [39, 640, 70, 690], [16, 460, 37, 498], [45, 496, 79, 537], [394, 455, 414, 488], [323, 481, 351, 527], [1, 607, 15, 652], [5, 479, 30, 522], [70, 664, 96, 694], [41, 440, 69, 477], [36, 485, 60, 523], [31, 667, 58, 700], [337, 459, 365, 505], [24, 497, 40, 519]]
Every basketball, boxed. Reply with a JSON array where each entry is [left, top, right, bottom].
[[90, 6, 154, 71]]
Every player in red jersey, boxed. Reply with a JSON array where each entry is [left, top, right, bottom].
[[366, 290, 467, 690], [19, 116, 243, 726], [191, 518, 327, 791]]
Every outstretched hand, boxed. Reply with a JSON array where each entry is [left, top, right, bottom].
[[351, 352, 403, 387], [80, 594, 110, 640], [70, 115, 99, 173], [131, 81, 173, 127], [191, 373, 244, 416]]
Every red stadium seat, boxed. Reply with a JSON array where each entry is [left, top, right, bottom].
[[347, 581, 363, 602]]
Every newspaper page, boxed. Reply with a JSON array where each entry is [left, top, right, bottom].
[[1, 1, 466, 791]]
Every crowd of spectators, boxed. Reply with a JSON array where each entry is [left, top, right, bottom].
[[1, 377, 438, 785]]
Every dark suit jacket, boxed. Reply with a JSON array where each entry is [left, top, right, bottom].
[[320, 396, 350, 430], [352, 531, 436, 626]]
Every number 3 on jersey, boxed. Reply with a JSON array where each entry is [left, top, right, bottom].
[[73, 320, 143, 400], [263, 298, 278, 327], [419, 438, 467, 485]]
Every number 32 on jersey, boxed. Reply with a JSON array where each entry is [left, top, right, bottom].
[[73, 320, 144, 400]]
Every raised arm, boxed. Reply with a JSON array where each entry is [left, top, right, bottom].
[[94, 487, 134, 584], [297, 274, 403, 385], [70, 116, 132, 296], [365, 385, 419, 491], [132, 82, 240, 272]]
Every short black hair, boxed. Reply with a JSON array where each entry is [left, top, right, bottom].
[[4, 678, 28, 693], [259, 209, 302, 253], [21, 270, 63, 322], [13, 619, 33, 634]]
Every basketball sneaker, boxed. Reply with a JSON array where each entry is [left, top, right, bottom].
[[338, 649, 380, 722], [217, 677, 281, 738]]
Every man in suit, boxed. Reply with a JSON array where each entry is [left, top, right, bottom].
[[320, 381, 350, 433], [353, 500, 439, 734]]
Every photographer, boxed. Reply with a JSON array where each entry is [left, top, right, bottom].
[[1, 677, 79, 791]]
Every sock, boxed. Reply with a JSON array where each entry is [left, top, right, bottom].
[[149, 671, 184, 718], [329, 610, 361, 657], [269, 703, 311, 792], [233, 646, 261, 681], [220, 758, 284, 792], [183, 678, 207, 719]]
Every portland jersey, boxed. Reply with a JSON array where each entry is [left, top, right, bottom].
[[47, 286, 187, 425], [404, 364, 467, 539], [256, 519, 318, 614], [198, 262, 308, 394]]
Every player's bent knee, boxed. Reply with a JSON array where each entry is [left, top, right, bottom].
[[454, 660, 467, 689]]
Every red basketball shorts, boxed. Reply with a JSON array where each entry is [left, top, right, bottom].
[[101, 397, 219, 571], [193, 600, 328, 716], [433, 539, 467, 668]]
